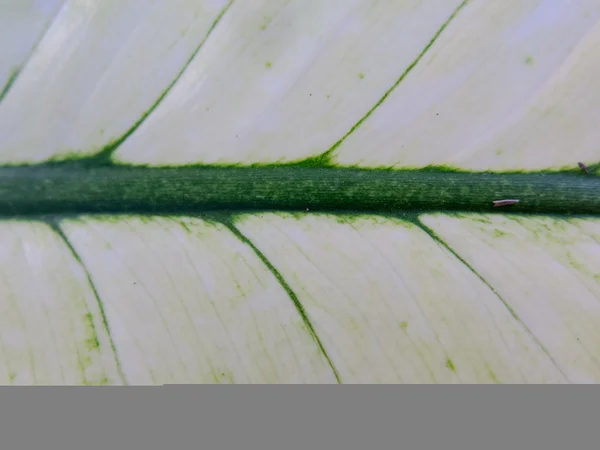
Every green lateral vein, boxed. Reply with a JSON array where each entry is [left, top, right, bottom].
[[317, 0, 471, 163], [415, 217, 571, 383], [1, 165, 600, 217], [49, 220, 127, 385], [0, 69, 19, 104], [223, 220, 342, 384], [89, 0, 236, 164]]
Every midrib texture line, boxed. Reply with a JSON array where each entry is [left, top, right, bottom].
[[0, 165, 599, 216], [318, 0, 472, 162]]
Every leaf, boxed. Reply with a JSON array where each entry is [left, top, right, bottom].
[[0, 0, 65, 102], [1, 0, 600, 384]]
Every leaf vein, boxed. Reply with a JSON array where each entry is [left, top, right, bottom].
[[223, 220, 342, 384]]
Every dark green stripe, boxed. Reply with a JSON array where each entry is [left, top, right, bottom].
[[0, 165, 599, 216], [0, 69, 19, 104]]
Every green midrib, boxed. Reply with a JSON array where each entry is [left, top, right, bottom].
[[1, 164, 599, 216]]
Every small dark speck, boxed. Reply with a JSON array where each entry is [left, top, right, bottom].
[[436, 113, 439, 115], [309, 93, 312, 96], [236, 135, 238, 138]]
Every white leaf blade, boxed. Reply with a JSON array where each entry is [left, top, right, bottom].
[[0, 0, 231, 164], [60, 216, 338, 384], [0, 0, 65, 94], [235, 213, 566, 383], [420, 213, 600, 383], [0, 221, 123, 385], [2, 1, 599, 171], [112, 0, 466, 166], [333, 0, 600, 171], [453, 20, 600, 171]]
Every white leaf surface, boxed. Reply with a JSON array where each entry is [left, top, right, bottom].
[[0, 0, 231, 163], [420, 213, 600, 383], [60, 216, 338, 384], [235, 213, 567, 383], [114, 0, 465, 166], [0, 221, 122, 385], [0, 0, 65, 94], [333, 0, 600, 171]]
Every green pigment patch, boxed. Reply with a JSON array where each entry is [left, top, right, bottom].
[[486, 364, 499, 383], [218, 370, 235, 383], [83, 313, 101, 350], [492, 229, 506, 238], [86, 375, 110, 386]]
